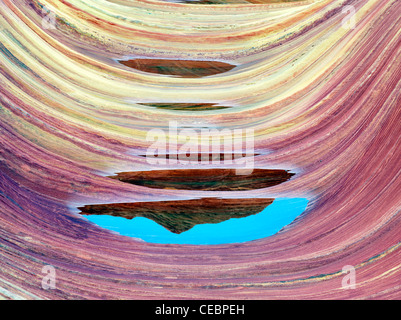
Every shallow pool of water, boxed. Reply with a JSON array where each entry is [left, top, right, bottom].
[[85, 198, 308, 245]]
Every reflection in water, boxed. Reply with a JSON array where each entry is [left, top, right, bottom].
[[79, 198, 274, 234], [81, 198, 309, 245], [108, 169, 295, 191]]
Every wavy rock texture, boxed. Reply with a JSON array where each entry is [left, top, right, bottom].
[[1, 0, 401, 299]]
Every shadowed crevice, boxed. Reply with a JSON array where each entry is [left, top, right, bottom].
[[107, 168, 295, 191], [138, 103, 231, 111], [162, 0, 304, 4], [118, 59, 236, 78]]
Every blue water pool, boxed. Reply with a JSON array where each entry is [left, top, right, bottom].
[[85, 198, 308, 245]]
